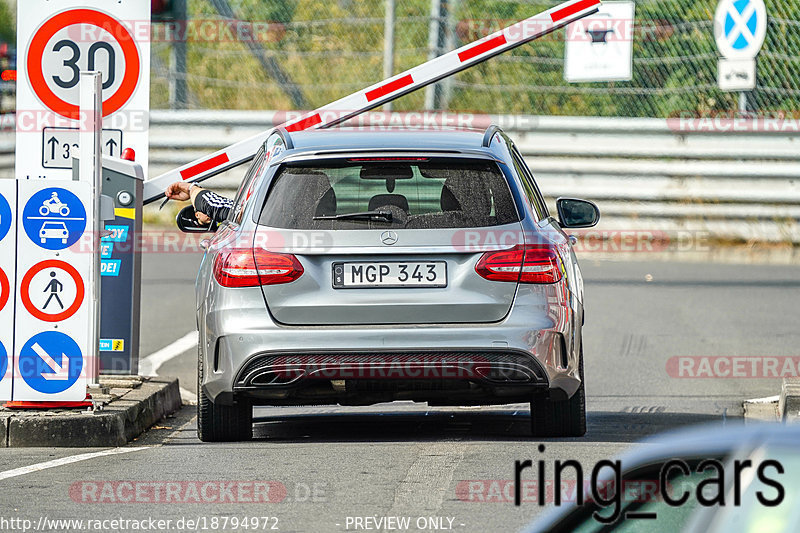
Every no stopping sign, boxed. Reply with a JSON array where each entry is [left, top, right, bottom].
[[26, 9, 141, 120]]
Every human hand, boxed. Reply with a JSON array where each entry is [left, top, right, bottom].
[[165, 182, 191, 201]]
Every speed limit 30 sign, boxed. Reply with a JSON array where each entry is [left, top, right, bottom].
[[15, 0, 151, 180]]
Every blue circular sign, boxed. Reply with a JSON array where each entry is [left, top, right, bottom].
[[714, 0, 766, 59], [19, 331, 83, 394], [0, 194, 11, 242], [22, 188, 87, 250], [0, 341, 7, 381]]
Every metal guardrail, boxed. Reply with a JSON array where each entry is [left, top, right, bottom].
[[2, 111, 799, 242]]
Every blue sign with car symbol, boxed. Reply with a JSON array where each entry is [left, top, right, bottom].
[[22, 188, 87, 250]]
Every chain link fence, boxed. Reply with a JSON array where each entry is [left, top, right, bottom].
[[149, 0, 800, 118]]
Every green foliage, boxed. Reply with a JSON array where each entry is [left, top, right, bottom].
[[150, 0, 800, 117], [0, 1, 15, 44]]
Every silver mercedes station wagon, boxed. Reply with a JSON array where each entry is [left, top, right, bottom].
[[185, 126, 599, 441]]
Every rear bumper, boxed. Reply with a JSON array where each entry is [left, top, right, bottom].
[[230, 348, 548, 405], [199, 284, 581, 406]]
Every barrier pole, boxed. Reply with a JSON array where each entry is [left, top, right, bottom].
[[79, 71, 102, 387]]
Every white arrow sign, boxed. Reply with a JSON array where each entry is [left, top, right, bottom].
[[32, 342, 69, 381]]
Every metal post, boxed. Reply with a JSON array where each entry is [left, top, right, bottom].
[[383, 0, 396, 112], [739, 92, 748, 115], [425, 0, 443, 110], [79, 71, 102, 386], [439, 0, 458, 111], [169, 0, 188, 110]]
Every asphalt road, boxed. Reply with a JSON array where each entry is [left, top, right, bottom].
[[1, 250, 799, 533]]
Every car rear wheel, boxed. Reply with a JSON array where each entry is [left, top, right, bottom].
[[530, 347, 586, 438], [197, 345, 252, 442]]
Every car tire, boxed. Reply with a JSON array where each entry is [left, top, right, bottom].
[[530, 347, 586, 438], [197, 344, 252, 442]]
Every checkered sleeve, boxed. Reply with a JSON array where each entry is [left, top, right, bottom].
[[193, 189, 234, 225]]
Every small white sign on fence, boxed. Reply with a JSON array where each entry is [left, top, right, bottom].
[[564, 2, 635, 83]]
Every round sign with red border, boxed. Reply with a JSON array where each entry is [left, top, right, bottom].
[[26, 9, 141, 120], [21, 260, 85, 322], [0, 267, 9, 313]]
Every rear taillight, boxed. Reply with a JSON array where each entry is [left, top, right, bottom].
[[214, 248, 304, 287], [475, 244, 562, 284]]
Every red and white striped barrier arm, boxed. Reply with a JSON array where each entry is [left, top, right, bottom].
[[143, 0, 600, 204]]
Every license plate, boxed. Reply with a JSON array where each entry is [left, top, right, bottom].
[[332, 262, 447, 288]]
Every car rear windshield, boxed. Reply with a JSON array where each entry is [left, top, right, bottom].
[[258, 159, 520, 229]]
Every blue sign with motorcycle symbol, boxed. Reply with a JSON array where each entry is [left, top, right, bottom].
[[22, 188, 87, 250]]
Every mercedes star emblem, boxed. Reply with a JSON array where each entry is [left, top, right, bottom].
[[380, 231, 399, 245]]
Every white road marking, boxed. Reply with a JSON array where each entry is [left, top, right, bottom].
[[0, 447, 149, 482], [139, 331, 198, 377]]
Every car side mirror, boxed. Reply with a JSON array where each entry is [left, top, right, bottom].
[[556, 198, 600, 229], [176, 205, 214, 233]]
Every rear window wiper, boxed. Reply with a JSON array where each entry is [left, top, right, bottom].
[[313, 211, 393, 222]]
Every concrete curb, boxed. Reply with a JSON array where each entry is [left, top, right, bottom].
[[1, 377, 181, 447], [742, 395, 780, 423], [779, 378, 800, 423]]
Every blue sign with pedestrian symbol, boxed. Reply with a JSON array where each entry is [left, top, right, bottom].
[[18, 331, 83, 394], [22, 188, 87, 250], [0, 341, 7, 381], [0, 194, 11, 242]]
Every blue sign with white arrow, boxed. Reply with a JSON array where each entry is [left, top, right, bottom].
[[0, 341, 7, 381], [22, 188, 87, 250], [18, 332, 83, 394], [0, 193, 11, 243]]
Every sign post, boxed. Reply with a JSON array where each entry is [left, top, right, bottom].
[[79, 71, 102, 386], [15, 0, 151, 181], [714, 0, 767, 102]]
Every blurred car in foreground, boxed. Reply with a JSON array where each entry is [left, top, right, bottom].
[[525, 423, 800, 533]]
